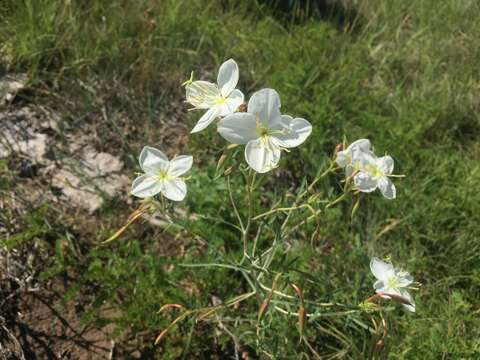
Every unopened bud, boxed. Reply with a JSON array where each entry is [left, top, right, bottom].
[[217, 153, 228, 168], [224, 165, 235, 176], [335, 143, 343, 153]]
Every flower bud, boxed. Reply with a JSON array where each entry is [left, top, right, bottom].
[[223, 165, 235, 176], [217, 153, 228, 168]]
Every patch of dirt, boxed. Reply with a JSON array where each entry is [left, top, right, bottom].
[[2, 275, 151, 360], [0, 104, 130, 214], [0, 74, 191, 359], [13, 286, 115, 359]]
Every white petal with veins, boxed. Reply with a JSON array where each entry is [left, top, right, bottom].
[[247, 88, 281, 125], [139, 146, 169, 175], [191, 106, 221, 133], [245, 137, 281, 173], [169, 155, 193, 177], [218, 113, 258, 144], [131, 175, 164, 198], [217, 59, 239, 97]]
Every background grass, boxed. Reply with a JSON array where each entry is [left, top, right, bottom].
[[1, 0, 480, 358]]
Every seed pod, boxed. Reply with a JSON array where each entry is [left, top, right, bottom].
[[258, 274, 281, 322], [217, 153, 228, 169], [223, 165, 235, 176], [291, 284, 306, 338]]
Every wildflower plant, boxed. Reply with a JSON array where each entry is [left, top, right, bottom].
[[108, 59, 419, 356]]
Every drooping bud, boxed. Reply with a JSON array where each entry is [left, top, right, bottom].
[[223, 165, 235, 176]]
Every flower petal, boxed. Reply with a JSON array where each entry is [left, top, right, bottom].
[[275, 115, 312, 148], [335, 149, 351, 168], [162, 178, 187, 201], [186, 81, 219, 109], [354, 172, 378, 192], [247, 88, 281, 125], [220, 89, 245, 116], [399, 289, 416, 312], [217, 59, 239, 97], [245, 137, 281, 173], [191, 106, 220, 133], [131, 175, 163, 198], [217, 113, 258, 144], [355, 150, 376, 170], [377, 155, 394, 175], [397, 272, 414, 287], [348, 138, 371, 152], [217, 89, 244, 116], [378, 176, 396, 199], [139, 146, 169, 174], [370, 257, 395, 281], [373, 279, 387, 292], [169, 155, 193, 177]]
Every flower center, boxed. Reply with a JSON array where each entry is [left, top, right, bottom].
[[215, 96, 227, 105], [366, 164, 384, 178], [156, 170, 170, 181], [387, 277, 400, 289], [255, 119, 270, 137]]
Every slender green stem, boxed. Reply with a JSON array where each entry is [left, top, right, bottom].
[[241, 169, 256, 262], [326, 189, 351, 209], [227, 175, 245, 232], [253, 204, 309, 220], [304, 161, 338, 195]]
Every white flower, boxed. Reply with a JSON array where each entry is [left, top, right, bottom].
[[131, 146, 192, 201], [335, 138, 372, 176], [186, 59, 244, 133], [370, 257, 415, 312], [354, 152, 396, 199], [217, 88, 312, 173]]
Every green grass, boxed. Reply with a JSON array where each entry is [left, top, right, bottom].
[[1, 0, 480, 358]]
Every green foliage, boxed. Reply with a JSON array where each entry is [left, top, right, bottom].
[[2, 0, 480, 358], [1, 204, 52, 249]]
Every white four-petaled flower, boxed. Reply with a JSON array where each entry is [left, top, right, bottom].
[[354, 152, 396, 199], [131, 146, 192, 201], [186, 59, 244, 133], [217, 88, 312, 173], [370, 257, 415, 312]]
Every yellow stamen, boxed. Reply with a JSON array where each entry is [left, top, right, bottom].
[[181, 71, 194, 86]]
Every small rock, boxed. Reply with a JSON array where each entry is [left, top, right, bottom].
[[82, 148, 124, 177], [51, 169, 104, 214], [50, 148, 129, 213], [0, 74, 27, 103], [0, 106, 52, 165]]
